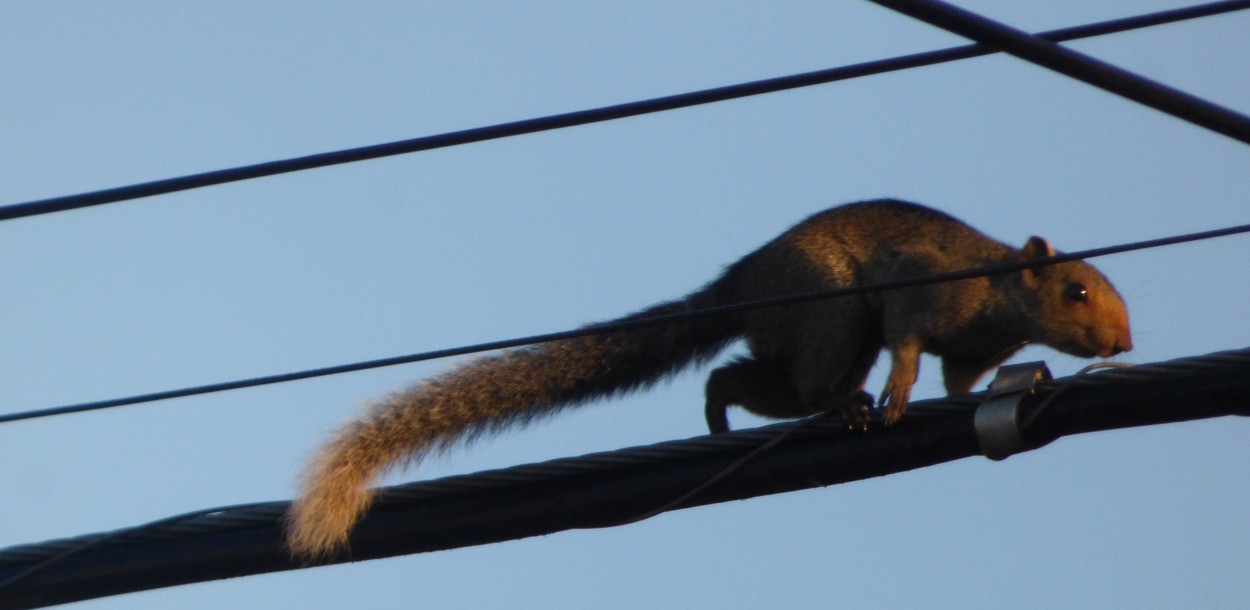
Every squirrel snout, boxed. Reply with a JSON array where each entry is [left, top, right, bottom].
[[1086, 327, 1132, 358], [1104, 333, 1133, 357]]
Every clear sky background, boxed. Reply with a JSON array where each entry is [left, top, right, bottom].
[[2, 2, 1248, 608]]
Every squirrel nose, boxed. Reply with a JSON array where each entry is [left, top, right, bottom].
[[1110, 336, 1133, 355]]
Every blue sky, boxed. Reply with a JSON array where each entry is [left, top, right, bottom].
[[2, 2, 1248, 608]]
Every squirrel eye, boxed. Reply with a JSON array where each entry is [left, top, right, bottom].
[[1064, 282, 1089, 303]]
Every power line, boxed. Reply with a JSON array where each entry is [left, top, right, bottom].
[[2, 218, 1248, 425], [0, 6, 1244, 604], [0, 346, 1246, 608], [1, 0, 1246, 222], [868, 0, 1250, 145]]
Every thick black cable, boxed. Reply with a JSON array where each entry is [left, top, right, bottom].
[[868, 0, 1250, 145], [580, 410, 840, 529], [0, 347, 1246, 609], [2, 220, 1248, 425], [0, 502, 278, 597], [2, 0, 1247, 222]]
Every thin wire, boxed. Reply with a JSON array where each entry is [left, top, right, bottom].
[[868, 0, 1250, 145], [3, 220, 1248, 425], [2, 0, 1246, 222], [1020, 362, 1135, 433]]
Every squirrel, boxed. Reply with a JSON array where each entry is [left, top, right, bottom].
[[286, 198, 1132, 558]]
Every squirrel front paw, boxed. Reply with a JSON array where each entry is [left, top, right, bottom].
[[879, 382, 912, 425]]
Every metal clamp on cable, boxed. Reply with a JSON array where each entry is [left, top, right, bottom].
[[974, 362, 1052, 461]]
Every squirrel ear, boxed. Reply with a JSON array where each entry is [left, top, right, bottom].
[[1022, 236, 1055, 259], [1020, 236, 1056, 286]]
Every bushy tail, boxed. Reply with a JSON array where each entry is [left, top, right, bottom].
[[286, 283, 739, 557]]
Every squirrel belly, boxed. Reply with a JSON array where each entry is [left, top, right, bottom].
[[286, 198, 1132, 557]]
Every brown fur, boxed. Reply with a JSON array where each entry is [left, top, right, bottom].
[[287, 199, 1132, 557]]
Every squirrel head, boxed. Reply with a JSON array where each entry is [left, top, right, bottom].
[[1017, 236, 1133, 359]]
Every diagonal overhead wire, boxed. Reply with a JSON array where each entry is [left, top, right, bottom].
[[867, 0, 1250, 145], [2, 219, 1248, 425], [1, 0, 1247, 222]]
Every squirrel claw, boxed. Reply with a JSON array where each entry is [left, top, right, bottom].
[[836, 391, 874, 431]]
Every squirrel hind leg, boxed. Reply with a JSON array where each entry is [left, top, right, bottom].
[[704, 357, 804, 434], [832, 390, 874, 431]]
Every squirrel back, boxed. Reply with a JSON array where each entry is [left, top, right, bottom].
[[287, 198, 1132, 557]]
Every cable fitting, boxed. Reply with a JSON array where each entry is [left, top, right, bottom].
[[974, 362, 1052, 461]]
